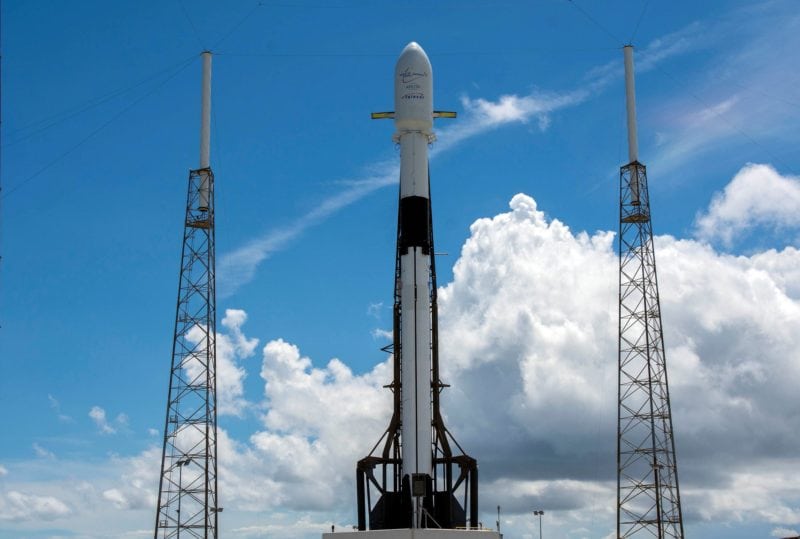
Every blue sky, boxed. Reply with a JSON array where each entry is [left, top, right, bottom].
[[2, 1, 800, 538]]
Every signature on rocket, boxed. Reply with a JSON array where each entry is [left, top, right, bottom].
[[400, 67, 428, 84]]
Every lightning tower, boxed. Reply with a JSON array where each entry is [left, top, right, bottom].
[[617, 45, 684, 538], [154, 51, 219, 539]]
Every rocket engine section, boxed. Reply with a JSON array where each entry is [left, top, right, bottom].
[[356, 42, 478, 532]]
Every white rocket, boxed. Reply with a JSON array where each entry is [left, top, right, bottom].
[[395, 41, 435, 489], [371, 40, 451, 520], [358, 42, 478, 532]]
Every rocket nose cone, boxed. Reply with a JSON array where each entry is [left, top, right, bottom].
[[394, 41, 433, 130], [398, 41, 431, 69]]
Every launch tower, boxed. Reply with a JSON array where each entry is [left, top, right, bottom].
[[356, 42, 479, 532], [617, 45, 684, 539], [154, 52, 220, 539]]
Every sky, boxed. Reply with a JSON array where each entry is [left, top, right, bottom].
[[1, 0, 799, 538]]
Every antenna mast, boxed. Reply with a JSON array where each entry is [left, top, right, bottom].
[[154, 51, 219, 539], [617, 45, 684, 539]]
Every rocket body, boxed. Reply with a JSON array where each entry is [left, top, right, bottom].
[[394, 42, 434, 489], [356, 42, 479, 532]]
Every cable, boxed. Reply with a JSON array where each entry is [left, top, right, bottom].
[[213, 2, 264, 50], [215, 51, 395, 58], [216, 46, 618, 58], [565, 0, 622, 47], [629, 0, 651, 45], [2, 56, 196, 200], [3, 54, 197, 148], [178, 0, 206, 50]]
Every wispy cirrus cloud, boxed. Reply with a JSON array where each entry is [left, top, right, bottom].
[[217, 24, 698, 297], [218, 168, 397, 297], [646, 4, 800, 176], [32, 443, 55, 460], [48, 394, 73, 423]]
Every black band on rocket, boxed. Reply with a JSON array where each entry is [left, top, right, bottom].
[[399, 196, 431, 255]]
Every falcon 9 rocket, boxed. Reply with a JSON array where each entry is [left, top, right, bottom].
[[356, 42, 479, 532]]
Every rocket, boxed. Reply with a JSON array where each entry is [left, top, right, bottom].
[[395, 41, 435, 493], [357, 42, 478, 532]]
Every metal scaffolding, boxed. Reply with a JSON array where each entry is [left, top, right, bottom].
[[154, 166, 218, 539], [617, 160, 684, 539]]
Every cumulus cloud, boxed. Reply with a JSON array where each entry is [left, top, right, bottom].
[[225, 339, 392, 511], [0, 491, 71, 522], [370, 328, 392, 340], [101, 447, 160, 511], [182, 308, 259, 417], [175, 188, 800, 536], [695, 163, 800, 246], [109, 189, 799, 537], [8, 185, 800, 537], [206, 190, 800, 535], [217, 309, 259, 415], [0, 465, 7, 477]]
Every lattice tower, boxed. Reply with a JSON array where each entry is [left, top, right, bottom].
[[154, 167, 218, 539], [154, 52, 218, 539], [617, 161, 684, 539]]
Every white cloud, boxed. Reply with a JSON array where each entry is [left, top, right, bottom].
[[180, 188, 800, 536], [218, 170, 397, 297], [102, 447, 161, 511], [695, 163, 800, 245], [0, 465, 8, 477], [772, 527, 799, 538], [182, 308, 258, 417], [218, 309, 258, 415], [99, 189, 800, 538], [647, 6, 800, 175], [48, 394, 73, 422], [216, 24, 699, 298], [215, 83, 573, 298], [434, 192, 800, 534], [366, 301, 383, 319], [0, 491, 72, 522], [89, 406, 116, 434], [6, 182, 800, 536], [33, 443, 56, 460], [370, 328, 392, 340]]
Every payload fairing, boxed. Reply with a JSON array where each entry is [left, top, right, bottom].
[[356, 42, 479, 532]]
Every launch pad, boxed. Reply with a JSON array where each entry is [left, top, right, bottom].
[[323, 530, 501, 539]]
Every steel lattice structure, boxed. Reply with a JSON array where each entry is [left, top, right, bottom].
[[617, 161, 684, 539], [154, 167, 218, 539]]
